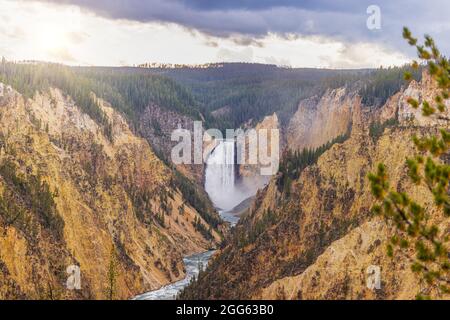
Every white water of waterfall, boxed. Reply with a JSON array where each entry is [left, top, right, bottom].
[[204, 140, 237, 213], [218, 140, 235, 188], [205, 139, 268, 217]]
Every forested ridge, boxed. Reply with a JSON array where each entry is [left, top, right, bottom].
[[1, 60, 421, 135], [142, 62, 421, 129], [0, 61, 203, 131]]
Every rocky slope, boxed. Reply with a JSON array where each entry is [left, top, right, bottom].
[[138, 103, 205, 184], [0, 83, 224, 299], [181, 72, 449, 300], [286, 87, 356, 151]]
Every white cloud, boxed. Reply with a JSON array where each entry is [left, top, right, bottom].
[[216, 47, 254, 63], [319, 42, 409, 69]]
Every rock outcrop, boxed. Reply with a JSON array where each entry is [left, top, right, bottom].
[[287, 87, 356, 151]]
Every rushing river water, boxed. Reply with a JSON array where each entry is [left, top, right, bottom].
[[133, 250, 215, 300], [134, 139, 263, 300]]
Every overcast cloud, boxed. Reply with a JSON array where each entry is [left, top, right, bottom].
[[22, 0, 450, 55]]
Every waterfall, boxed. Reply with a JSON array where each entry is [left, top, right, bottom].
[[205, 139, 235, 189], [205, 139, 236, 211], [205, 139, 269, 216]]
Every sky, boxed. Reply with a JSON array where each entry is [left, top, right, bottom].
[[1, 0, 449, 68]]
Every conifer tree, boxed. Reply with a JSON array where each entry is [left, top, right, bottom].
[[105, 245, 119, 300], [369, 28, 450, 298]]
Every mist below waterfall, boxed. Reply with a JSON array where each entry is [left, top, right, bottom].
[[205, 140, 269, 212]]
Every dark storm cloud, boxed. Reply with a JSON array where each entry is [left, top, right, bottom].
[[24, 0, 450, 54], [179, 0, 364, 12]]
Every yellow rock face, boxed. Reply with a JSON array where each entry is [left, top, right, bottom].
[[0, 86, 223, 299], [257, 73, 450, 300], [239, 113, 280, 178], [287, 87, 356, 151]]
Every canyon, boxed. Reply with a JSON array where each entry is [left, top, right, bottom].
[[0, 61, 447, 300]]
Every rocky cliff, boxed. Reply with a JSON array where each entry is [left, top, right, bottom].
[[287, 87, 356, 151], [181, 72, 449, 300], [0, 84, 224, 299]]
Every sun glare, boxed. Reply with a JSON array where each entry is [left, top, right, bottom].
[[36, 25, 68, 52]]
